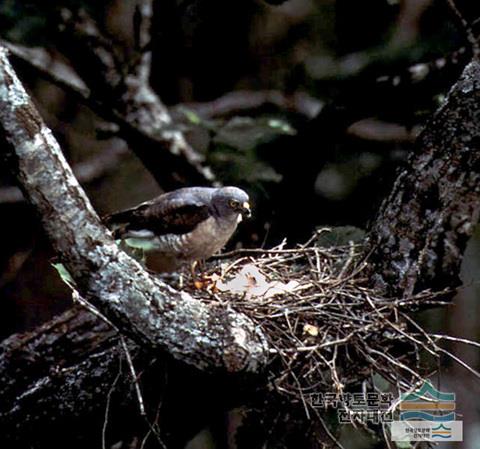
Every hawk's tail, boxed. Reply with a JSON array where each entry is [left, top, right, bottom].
[[103, 209, 134, 239]]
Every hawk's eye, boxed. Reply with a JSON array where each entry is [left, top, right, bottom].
[[229, 199, 240, 209]]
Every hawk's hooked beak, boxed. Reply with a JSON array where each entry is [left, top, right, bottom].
[[241, 201, 251, 218]]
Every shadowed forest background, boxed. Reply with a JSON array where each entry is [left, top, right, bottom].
[[1, 0, 480, 448]]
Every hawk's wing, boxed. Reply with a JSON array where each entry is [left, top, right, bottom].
[[105, 191, 211, 238]]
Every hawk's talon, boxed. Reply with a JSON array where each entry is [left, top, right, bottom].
[[193, 272, 220, 290]]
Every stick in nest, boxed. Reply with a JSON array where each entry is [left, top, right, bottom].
[[169, 230, 476, 429]]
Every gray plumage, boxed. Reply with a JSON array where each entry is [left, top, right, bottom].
[[105, 186, 251, 272]]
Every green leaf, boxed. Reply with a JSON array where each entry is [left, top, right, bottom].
[[267, 118, 296, 135], [52, 263, 76, 289], [181, 108, 202, 125], [124, 237, 160, 251]]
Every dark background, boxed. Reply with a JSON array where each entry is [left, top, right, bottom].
[[0, 1, 479, 447]]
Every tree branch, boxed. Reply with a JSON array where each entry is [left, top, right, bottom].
[[0, 142, 128, 204], [0, 45, 267, 373], [446, 0, 480, 59], [366, 59, 480, 297], [133, 0, 153, 82], [0, 305, 249, 448], [173, 90, 323, 120], [0, 307, 140, 447], [0, 40, 90, 99], [1, 34, 216, 194], [56, 8, 215, 189]]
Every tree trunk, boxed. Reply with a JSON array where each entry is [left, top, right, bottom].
[[2, 37, 480, 449], [366, 58, 480, 297], [0, 44, 267, 377]]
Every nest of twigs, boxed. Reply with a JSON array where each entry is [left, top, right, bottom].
[[174, 229, 459, 419]]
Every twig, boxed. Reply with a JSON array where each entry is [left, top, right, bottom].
[[72, 290, 147, 419], [429, 333, 480, 348], [133, 0, 153, 82], [446, 0, 480, 58], [120, 335, 146, 416], [173, 90, 323, 120], [72, 291, 149, 429], [57, 8, 215, 188], [313, 408, 347, 449], [4, 6, 215, 188], [437, 347, 480, 380], [102, 354, 123, 449], [140, 397, 167, 449], [72, 290, 117, 329]]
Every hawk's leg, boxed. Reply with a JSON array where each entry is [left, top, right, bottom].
[[190, 260, 198, 279], [192, 260, 219, 290], [190, 259, 207, 277]]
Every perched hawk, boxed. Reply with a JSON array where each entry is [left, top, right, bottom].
[[105, 186, 251, 272]]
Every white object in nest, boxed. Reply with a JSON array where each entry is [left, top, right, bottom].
[[216, 263, 299, 299]]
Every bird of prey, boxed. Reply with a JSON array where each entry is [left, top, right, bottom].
[[105, 186, 251, 272]]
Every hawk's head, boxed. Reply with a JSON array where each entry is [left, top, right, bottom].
[[211, 187, 251, 219]]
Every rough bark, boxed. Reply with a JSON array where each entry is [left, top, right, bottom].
[[0, 45, 267, 374], [0, 308, 124, 446], [0, 307, 258, 449], [1, 23, 480, 449], [0, 142, 128, 203], [366, 58, 480, 297]]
